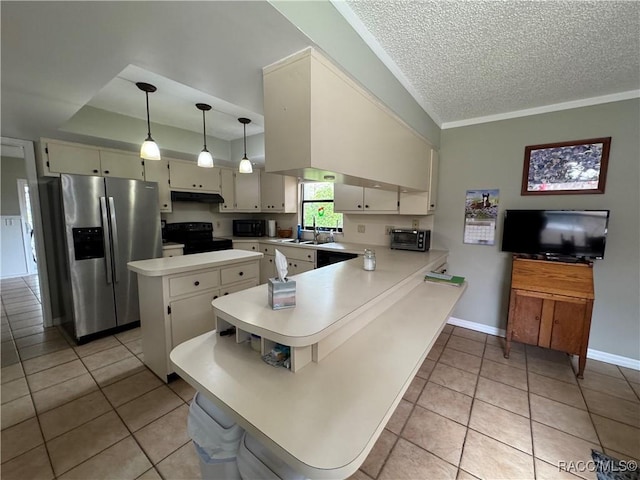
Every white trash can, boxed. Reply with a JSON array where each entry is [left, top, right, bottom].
[[237, 432, 307, 480], [188, 392, 244, 480]]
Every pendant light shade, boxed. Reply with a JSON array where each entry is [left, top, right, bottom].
[[136, 82, 161, 160], [238, 117, 253, 174], [196, 103, 214, 168]]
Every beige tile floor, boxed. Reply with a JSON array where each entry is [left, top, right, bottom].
[[1, 274, 639, 480]]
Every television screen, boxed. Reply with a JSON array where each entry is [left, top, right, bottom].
[[501, 210, 610, 259]]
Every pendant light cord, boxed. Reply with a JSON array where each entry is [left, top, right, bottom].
[[243, 122, 247, 158], [202, 110, 208, 150], [145, 92, 152, 139]]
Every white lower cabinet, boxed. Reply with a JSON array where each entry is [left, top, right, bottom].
[[233, 241, 259, 252], [260, 254, 276, 284], [138, 259, 259, 381], [170, 290, 220, 347]]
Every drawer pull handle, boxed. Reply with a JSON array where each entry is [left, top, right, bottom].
[[104, 170, 110, 174], [93, 169, 99, 173], [194, 281, 200, 286], [192, 184, 196, 187], [224, 292, 229, 296], [535, 316, 540, 321], [213, 295, 218, 300], [239, 271, 244, 276]]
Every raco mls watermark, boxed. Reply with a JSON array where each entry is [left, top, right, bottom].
[[559, 459, 638, 474]]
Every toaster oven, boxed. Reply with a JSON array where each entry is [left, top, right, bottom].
[[390, 229, 430, 252]]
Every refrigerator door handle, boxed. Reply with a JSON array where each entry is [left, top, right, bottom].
[[108, 197, 121, 283], [99, 197, 113, 285]]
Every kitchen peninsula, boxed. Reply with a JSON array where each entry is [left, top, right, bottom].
[[128, 250, 263, 381], [170, 247, 466, 479]]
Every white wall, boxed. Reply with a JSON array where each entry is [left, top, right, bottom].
[[1, 156, 27, 215], [436, 99, 640, 361]]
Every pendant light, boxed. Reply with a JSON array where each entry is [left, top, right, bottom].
[[196, 103, 214, 168], [136, 82, 161, 160], [238, 117, 253, 174]]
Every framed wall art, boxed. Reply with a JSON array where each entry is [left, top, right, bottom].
[[521, 137, 611, 195]]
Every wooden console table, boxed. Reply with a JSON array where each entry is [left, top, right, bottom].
[[504, 256, 594, 378]]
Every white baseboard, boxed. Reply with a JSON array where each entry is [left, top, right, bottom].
[[447, 316, 640, 371], [447, 316, 506, 338]]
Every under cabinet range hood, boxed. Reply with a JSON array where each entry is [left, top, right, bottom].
[[170, 191, 224, 204]]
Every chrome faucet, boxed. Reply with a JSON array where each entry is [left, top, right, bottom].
[[313, 217, 319, 244]]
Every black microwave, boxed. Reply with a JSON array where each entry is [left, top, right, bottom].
[[390, 229, 431, 252], [233, 219, 265, 237]]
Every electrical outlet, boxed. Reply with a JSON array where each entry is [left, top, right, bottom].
[[385, 225, 394, 235], [357, 224, 366, 233], [412, 219, 419, 229]]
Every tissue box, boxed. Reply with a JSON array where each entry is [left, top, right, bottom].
[[268, 278, 296, 310]]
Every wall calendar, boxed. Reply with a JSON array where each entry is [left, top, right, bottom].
[[464, 189, 499, 245]]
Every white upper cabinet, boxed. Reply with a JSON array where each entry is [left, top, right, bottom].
[[261, 172, 298, 213], [234, 171, 261, 211], [428, 149, 439, 212], [43, 141, 101, 176], [99, 150, 145, 180], [144, 159, 171, 212], [41, 139, 143, 180], [398, 148, 439, 215], [168, 158, 221, 193], [218, 168, 235, 212], [263, 48, 431, 191], [334, 184, 398, 213], [217, 168, 261, 212]]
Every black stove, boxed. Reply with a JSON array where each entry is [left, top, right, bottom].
[[164, 222, 232, 255]]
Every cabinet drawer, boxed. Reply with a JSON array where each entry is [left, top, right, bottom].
[[277, 246, 316, 263], [162, 248, 184, 258], [261, 244, 277, 256], [221, 262, 259, 285], [220, 279, 259, 296], [169, 269, 220, 297]]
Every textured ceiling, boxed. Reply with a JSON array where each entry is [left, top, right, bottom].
[[344, 0, 640, 125]]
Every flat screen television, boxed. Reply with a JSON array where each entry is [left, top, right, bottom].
[[501, 210, 610, 260]]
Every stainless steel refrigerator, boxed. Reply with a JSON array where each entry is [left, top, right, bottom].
[[48, 174, 162, 342]]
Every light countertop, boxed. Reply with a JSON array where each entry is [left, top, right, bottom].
[[171, 277, 466, 479], [212, 249, 448, 346], [162, 242, 184, 250], [128, 250, 263, 277], [230, 236, 398, 255]]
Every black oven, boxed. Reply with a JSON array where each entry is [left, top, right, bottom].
[[165, 222, 232, 254], [233, 219, 266, 237]]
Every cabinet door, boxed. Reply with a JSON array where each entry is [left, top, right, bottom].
[[509, 292, 543, 345], [364, 188, 398, 212], [428, 149, 439, 212], [291, 260, 314, 275], [234, 172, 261, 211], [169, 159, 221, 192], [399, 191, 430, 215], [46, 142, 101, 176], [260, 254, 276, 284], [550, 299, 587, 355], [261, 172, 283, 211], [219, 168, 235, 211], [144, 159, 171, 212], [99, 150, 145, 180], [334, 184, 363, 212], [170, 290, 219, 347]]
